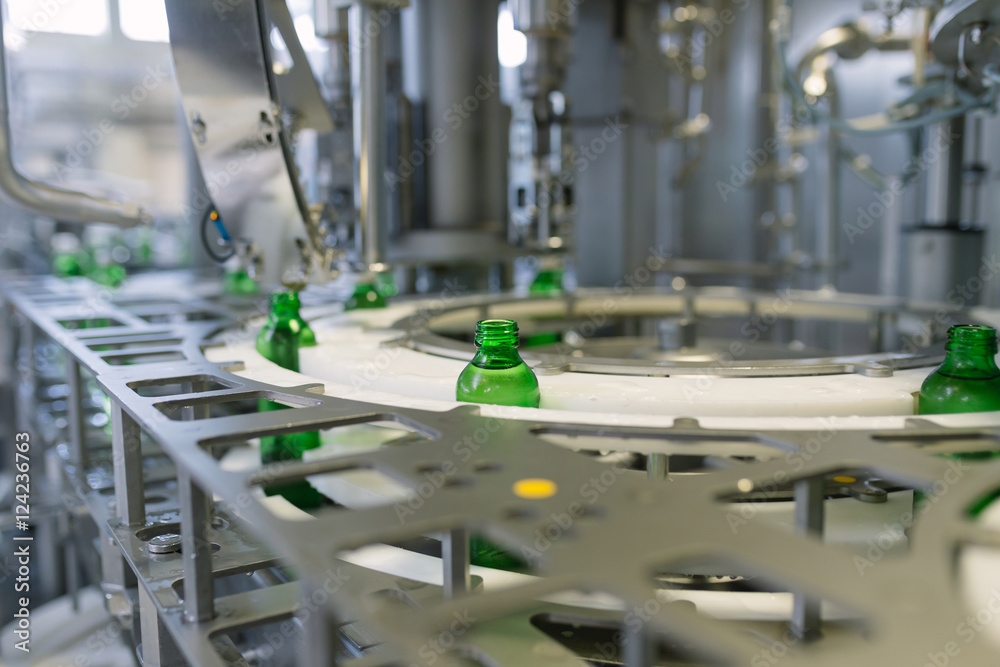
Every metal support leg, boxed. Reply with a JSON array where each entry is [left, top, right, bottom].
[[101, 531, 137, 624], [16, 319, 36, 432], [65, 513, 79, 611], [791, 476, 825, 641], [180, 468, 214, 623], [139, 585, 184, 666], [441, 528, 470, 599], [647, 453, 668, 481], [67, 357, 88, 472], [111, 402, 145, 527], [623, 623, 655, 667], [350, 0, 388, 271], [190, 380, 210, 421], [303, 607, 340, 667]]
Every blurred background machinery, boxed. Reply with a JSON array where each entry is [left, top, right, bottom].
[[5, 0, 1000, 665]]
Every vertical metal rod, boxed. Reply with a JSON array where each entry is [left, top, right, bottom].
[[753, 0, 781, 268], [820, 82, 841, 290], [623, 623, 655, 667], [303, 606, 339, 667], [647, 453, 668, 481], [351, 1, 388, 271], [190, 380, 209, 421], [65, 514, 79, 611], [139, 583, 184, 666], [969, 115, 984, 223], [791, 476, 825, 641], [441, 528, 470, 599], [180, 468, 215, 623], [66, 357, 88, 472], [879, 175, 903, 297], [17, 319, 36, 433], [111, 403, 145, 527]]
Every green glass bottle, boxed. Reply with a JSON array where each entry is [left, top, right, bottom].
[[223, 255, 258, 296], [919, 324, 1000, 459], [456, 319, 538, 571], [257, 291, 323, 509], [529, 268, 563, 295], [344, 281, 387, 310], [919, 325, 1000, 412], [526, 267, 564, 348], [89, 246, 126, 288], [51, 233, 84, 278], [375, 272, 398, 298], [457, 320, 540, 408]]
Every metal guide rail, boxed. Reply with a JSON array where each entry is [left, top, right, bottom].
[[386, 287, 965, 378], [4, 275, 1000, 666]]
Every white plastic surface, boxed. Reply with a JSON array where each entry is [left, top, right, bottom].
[[201, 296, 945, 421]]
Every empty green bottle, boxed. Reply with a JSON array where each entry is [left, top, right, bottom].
[[457, 319, 540, 408], [529, 268, 563, 295], [526, 267, 564, 348], [919, 324, 1000, 460], [52, 233, 85, 278], [344, 281, 386, 310], [89, 246, 125, 288], [456, 319, 538, 571], [224, 256, 258, 296], [919, 325, 1000, 414], [256, 291, 323, 509]]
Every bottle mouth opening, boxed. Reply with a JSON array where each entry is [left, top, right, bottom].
[[949, 324, 996, 339], [475, 319, 519, 345], [947, 324, 998, 351]]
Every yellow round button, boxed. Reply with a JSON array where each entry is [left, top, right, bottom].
[[513, 478, 558, 500], [832, 476, 856, 484]]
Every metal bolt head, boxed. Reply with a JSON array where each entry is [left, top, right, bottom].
[[191, 113, 207, 145], [148, 533, 183, 554]]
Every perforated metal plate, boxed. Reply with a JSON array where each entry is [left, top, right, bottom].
[[5, 274, 1000, 667]]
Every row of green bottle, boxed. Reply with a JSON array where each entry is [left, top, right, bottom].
[[255, 276, 394, 508], [345, 273, 396, 310], [51, 226, 155, 288], [256, 291, 325, 509]]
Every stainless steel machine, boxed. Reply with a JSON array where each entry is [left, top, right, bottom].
[[5, 0, 1000, 665]]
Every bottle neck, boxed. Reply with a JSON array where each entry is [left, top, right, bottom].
[[472, 319, 522, 368], [941, 345, 1000, 377], [472, 344, 523, 369], [270, 293, 301, 321]]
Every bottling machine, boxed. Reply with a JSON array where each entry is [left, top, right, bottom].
[[5, 0, 1000, 665]]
